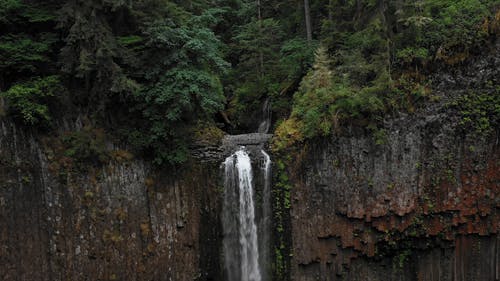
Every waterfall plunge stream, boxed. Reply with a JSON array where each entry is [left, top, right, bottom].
[[223, 148, 271, 281]]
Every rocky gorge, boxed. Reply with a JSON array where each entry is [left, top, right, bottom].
[[1, 30, 499, 281]]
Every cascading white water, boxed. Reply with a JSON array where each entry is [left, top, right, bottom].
[[223, 148, 262, 281], [259, 150, 272, 281], [257, 98, 271, 134]]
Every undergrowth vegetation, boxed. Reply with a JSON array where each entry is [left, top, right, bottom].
[[273, 1, 499, 151], [0, 0, 498, 163], [450, 88, 500, 136]]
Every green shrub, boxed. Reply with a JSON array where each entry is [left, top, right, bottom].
[[62, 127, 109, 165], [0, 0, 21, 23], [1, 76, 62, 125], [395, 0, 495, 65], [274, 46, 388, 151], [450, 89, 500, 136], [396, 47, 430, 64], [0, 34, 56, 73]]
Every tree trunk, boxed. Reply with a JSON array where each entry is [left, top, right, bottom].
[[304, 0, 312, 42], [257, 0, 264, 76], [0, 75, 5, 116], [328, 0, 333, 21], [354, 0, 362, 21], [378, 0, 392, 80]]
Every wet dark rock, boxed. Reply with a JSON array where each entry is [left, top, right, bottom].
[[286, 40, 500, 281], [190, 133, 272, 163], [0, 39, 498, 281], [222, 133, 273, 160], [0, 120, 223, 281]]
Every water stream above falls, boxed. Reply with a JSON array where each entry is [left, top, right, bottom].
[[223, 147, 271, 281]]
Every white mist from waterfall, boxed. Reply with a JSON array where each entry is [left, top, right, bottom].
[[223, 149, 262, 281]]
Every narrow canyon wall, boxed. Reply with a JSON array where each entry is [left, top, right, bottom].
[[287, 44, 500, 280], [0, 120, 223, 281]]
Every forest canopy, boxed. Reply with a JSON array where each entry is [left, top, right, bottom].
[[0, 0, 499, 164]]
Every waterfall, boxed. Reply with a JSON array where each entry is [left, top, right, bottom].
[[259, 150, 271, 281], [257, 98, 271, 134], [223, 148, 262, 281]]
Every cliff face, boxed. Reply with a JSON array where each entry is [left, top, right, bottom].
[[287, 44, 500, 280], [0, 124, 276, 281], [0, 121, 223, 281], [0, 49, 499, 281], [289, 126, 499, 280]]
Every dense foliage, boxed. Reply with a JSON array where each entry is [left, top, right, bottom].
[[274, 0, 499, 150], [0, 0, 498, 163], [2, 75, 62, 125]]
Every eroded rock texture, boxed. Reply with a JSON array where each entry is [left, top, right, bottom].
[[0, 44, 499, 281], [0, 121, 223, 281], [287, 43, 500, 280]]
